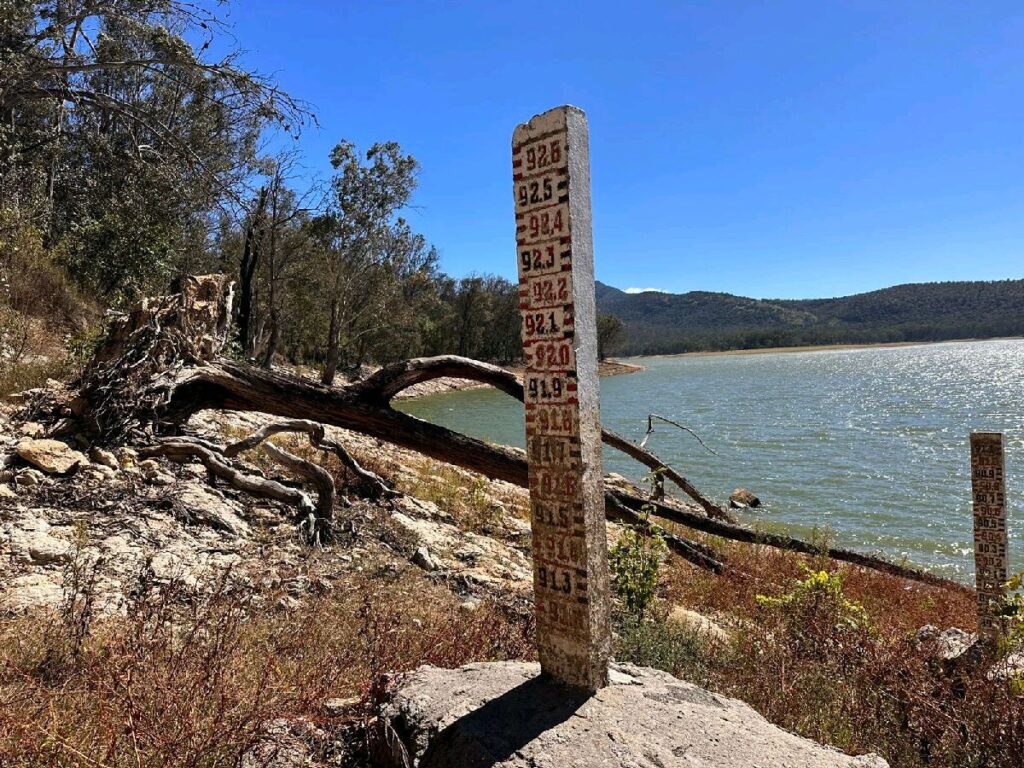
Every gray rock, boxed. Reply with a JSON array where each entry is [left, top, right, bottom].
[[241, 718, 327, 768], [139, 458, 160, 473], [18, 422, 45, 438], [381, 661, 888, 768], [16, 438, 87, 474], [914, 625, 984, 674], [81, 463, 117, 481], [15, 468, 44, 487], [988, 650, 1024, 682], [0, 483, 16, 499], [89, 447, 120, 470], [412, 545, 438, 572], [729, 488, 760, 509], [323, 696, 360, 716], [147, 470, 175, 486], [173, 481, 251, 537], [3, 517, 73, 564]]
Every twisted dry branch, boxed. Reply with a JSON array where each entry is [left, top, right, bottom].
[[69, 277, 966, 588]]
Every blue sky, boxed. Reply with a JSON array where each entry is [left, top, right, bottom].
[[223, 1, 1024, 299]]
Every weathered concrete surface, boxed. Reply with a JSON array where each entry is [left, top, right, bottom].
[[382, 661, 889, 768], [512, 104, 611, 691]]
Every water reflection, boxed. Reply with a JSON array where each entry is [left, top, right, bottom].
[[399, 340, 1024, 579]]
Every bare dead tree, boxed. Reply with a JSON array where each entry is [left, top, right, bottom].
[[24, 275, 966, 589]]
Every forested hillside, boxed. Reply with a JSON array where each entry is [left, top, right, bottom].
[[596, 280, 1024, 355], [2, 2, 1021, 390]]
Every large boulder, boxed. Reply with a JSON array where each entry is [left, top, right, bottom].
[[380, 661, 888, 767], [16, 439, 87, 474]]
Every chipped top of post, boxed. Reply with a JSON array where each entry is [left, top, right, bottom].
[[512, 104, 586, 145]]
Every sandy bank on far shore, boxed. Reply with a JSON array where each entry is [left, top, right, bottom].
[[626, 337, 1024, 361], [395, 358, 644, 399]]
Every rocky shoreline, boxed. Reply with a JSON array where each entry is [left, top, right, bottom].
[[1, 376, 1019, 767]]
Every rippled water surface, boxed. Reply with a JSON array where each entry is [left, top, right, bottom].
[[399, 340, 1024, 580]]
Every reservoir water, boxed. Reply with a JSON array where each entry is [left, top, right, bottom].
[[399, 339, 1024, 581]]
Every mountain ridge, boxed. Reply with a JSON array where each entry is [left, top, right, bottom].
[[594, 278, 1024, 355]]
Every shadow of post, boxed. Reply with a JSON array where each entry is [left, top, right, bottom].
[[418, 673, 593, 768]]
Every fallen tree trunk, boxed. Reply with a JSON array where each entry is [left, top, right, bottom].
[[60, 275, 964, 591], [609, 490, 968, 592], [147, 357, 962, 589]]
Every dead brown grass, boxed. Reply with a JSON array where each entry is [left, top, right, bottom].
[[639, 534, 1023, 768], [0, 567, 534, 767]]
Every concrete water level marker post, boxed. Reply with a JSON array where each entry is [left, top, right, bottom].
[[970, 431, 1009, 647], [512, 105, 611, 691]]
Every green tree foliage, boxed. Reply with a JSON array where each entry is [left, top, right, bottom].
[[309, 140, 427, 382], [0, 4, 534, 373], [1, 1, 310, 301], [596, 313, 625, 360]]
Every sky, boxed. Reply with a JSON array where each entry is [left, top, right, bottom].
[[219, 1, 1024, 299]]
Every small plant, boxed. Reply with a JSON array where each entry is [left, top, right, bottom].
[[998, 571, 1024, 648], [614, 613, 713, 687], [756, 565, 871, 642], [609, 526, 668, 619]]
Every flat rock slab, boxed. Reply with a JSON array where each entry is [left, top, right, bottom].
[[16, 439, 86, 474], [383, 661, 888, 768]]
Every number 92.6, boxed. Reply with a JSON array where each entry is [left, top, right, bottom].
[[524, 140, 562, 172]]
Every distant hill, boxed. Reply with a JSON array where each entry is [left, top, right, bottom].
[[595, 279, 1024, 355]]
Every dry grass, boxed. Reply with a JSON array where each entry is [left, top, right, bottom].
[[400, 460, 528, 537], [622, 535, 1023, 768], [0, 566, 534, 767]]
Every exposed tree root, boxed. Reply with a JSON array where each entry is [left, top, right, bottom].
[[140, 439, 316, 518], [223, 418, 397, 500], [60, 276, 965, 589]]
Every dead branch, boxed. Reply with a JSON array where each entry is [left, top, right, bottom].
[[140, 439, 315, 518], [262, 442, 334, 545], [601, 430, 737, 524], [609, 489, 968, 592], [68, 277, 966, 590], [642, 414, 719, 455], [355, 356, 734, 519], [606, 495, 724, 573], [149, 357, 963, 589]]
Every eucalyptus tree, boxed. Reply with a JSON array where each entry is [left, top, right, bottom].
[[313, 140, 419, 383], [0, 0, 311, 300]]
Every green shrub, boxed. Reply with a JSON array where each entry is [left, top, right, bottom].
[[755, 566, 871, 661], [999, 571, 1024, 650], [609, 526, 668, 619], [614, 614, 713, 687]]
